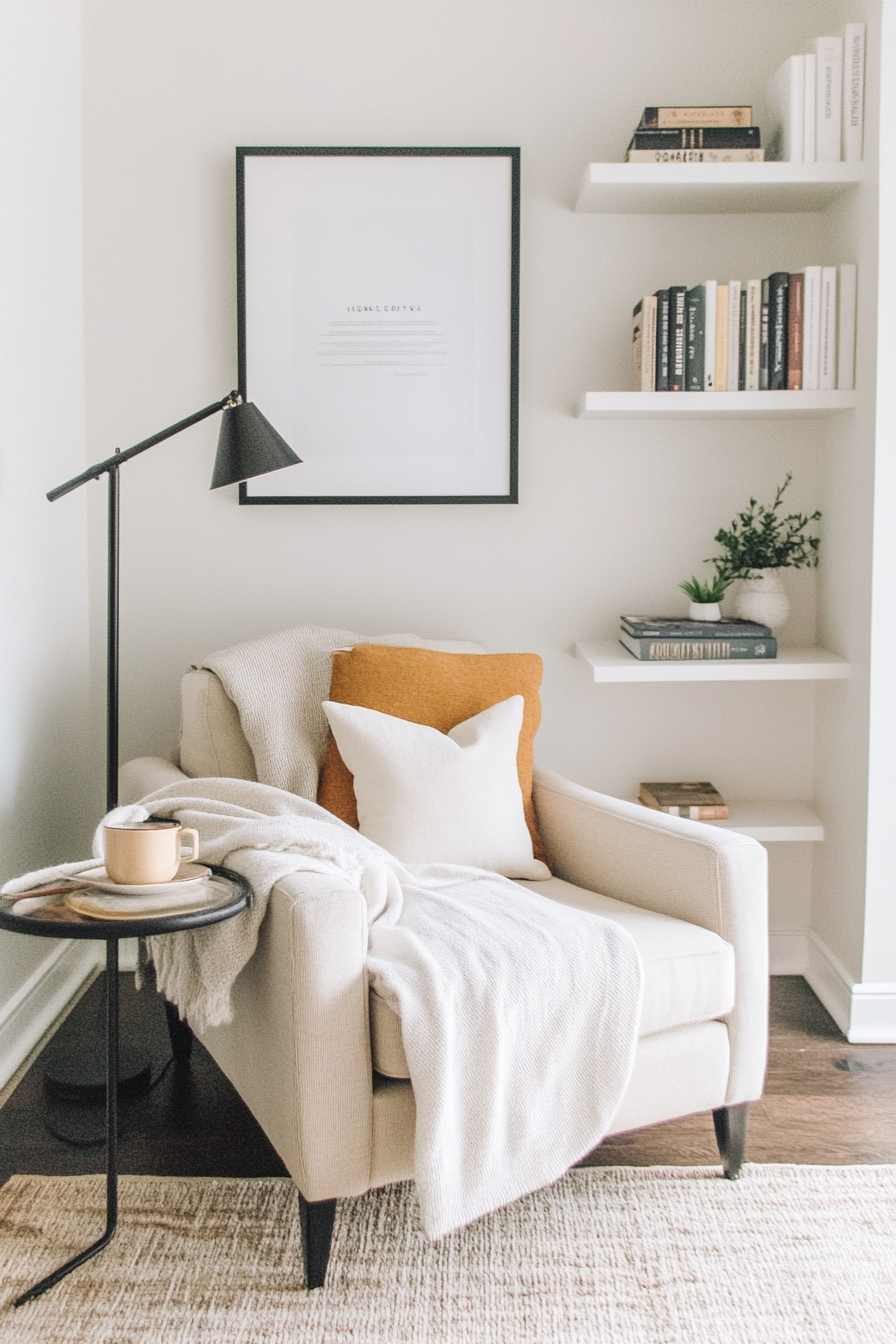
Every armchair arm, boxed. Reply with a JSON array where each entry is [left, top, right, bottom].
[[119, 756, 189, 804], [534, 767, 768, 1105]]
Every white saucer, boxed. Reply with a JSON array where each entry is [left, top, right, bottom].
[[73, 863, 211, 896]]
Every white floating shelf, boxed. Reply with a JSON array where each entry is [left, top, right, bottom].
[[575, 641, 850, 682], [576, 390, 857, 420], [698, 800, 824, 842], [575, 162, 865, 214]]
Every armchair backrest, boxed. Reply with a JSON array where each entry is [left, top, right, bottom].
[[179, 638, 486, 783]]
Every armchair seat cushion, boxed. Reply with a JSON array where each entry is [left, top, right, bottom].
[[370, 875, 736, 1079]]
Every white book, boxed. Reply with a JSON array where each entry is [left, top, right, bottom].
[[811, 37, 843, 162], [642, 294, 657, 391], [819, 267, 837, 389], [803, 53, 817, 161], [745, 279, 762, 390], [837, 263, 857, 391], [767, 54, 804, 162], [843, 23, 866, 163], [727, 280, 742, 391], [703, 280, 717, 391], [802, 266, 822, 390], [632, 296, 657, 391]]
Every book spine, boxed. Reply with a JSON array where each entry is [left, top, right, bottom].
[[631, 299, 644, 392], [685, 285, 706, 391], [812, 36, 844, 163], [768, 272, 789, 390], [629, 127, 761, 150], [726, 281, 741, 391], [803, 52, 817, 162], [837, 262, 857, 391], [759, 278, 770, 389], [622, 623, 773, 638], [654, 290, 670, 391], [642, 294, 657, 391], [738, 287, 748, 389], [641, 106, 752, 129], [819, 266, 837, 390], [767, 54, 804, 162], [704, 280, 717, 390], [715, 284, 729, 391], [787, 272, 804, 389], [622, 638, 777, 661], [669, 286, 687, 391], [802, 265, 822, 390], [843, 23, 866, 163], [625, 149, 765, 163], [745, 279, 761, 390]]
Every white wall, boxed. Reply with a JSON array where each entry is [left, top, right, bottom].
[[76, 0, 890, 1019], [0, 0, 102, 1081]]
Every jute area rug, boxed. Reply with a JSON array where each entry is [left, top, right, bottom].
[[0, 1165, 893, 1343]]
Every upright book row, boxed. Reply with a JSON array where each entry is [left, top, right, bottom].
[[632, 266, 857, 394], [767, 23, 865, 163]]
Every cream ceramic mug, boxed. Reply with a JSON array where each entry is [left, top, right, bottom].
[[103, 820, 200, 885]]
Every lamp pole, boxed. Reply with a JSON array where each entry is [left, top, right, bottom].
[[48, 391, 300, 809]]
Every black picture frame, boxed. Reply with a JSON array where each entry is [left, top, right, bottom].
[[236, 146, 519, 505]]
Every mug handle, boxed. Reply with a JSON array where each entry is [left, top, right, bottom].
[[179, 828, 200, 864]]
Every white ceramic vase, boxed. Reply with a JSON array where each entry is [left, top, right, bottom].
[[733, 568, 790, 631], [688, 601, 721, 622]]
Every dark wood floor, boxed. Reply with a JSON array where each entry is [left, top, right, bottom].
[[0, 974, 893, 1186]]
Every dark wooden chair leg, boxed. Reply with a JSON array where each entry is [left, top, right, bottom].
[[299, 1194, 337, 1289], [163, 999, 194, 1066], [713, 1103, 749, 1179]]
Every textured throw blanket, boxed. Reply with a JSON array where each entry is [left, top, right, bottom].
[[201, 626, 427, 799], [4, 777, 643, 1240]]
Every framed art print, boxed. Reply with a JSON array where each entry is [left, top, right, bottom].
[[236, 147, 519, 504]]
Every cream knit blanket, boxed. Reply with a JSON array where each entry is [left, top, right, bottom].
[[200, 625, 427, 798], [4, 776, 642, 1240]]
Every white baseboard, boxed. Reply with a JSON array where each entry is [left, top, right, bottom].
[[805, 931, 896, 1042], [769, 930, 809, 974], [0, 941, 100, 1090]]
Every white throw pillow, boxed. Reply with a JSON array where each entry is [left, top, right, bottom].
[[321, 695, 550, 879]]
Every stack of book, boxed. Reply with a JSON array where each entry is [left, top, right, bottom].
[[625, 106, 763, 163], [768, 24, 865, 163], [620, 615, 776, 662], [639, 781, 730, 820], [632, 265, 857, 393]]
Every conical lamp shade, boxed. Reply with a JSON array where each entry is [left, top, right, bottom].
[[211, 401, 301, 489]]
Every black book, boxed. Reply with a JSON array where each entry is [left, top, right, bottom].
[[768, 272, 789, 390], [685, 284, 706, 391], [629, 126, 761, 151], [738, 288, 747, 390], [668, 286, 687, 391], [759, 278, 770, 390], [654, 290, 670, 390], [620, 634, 777, 661], [621, 616, 773, 638]]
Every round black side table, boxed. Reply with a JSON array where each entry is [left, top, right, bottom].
[[0, 865, 250, 1306]]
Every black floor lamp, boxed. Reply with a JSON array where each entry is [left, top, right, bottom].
[[40, 392, 300, 1132], [48, 391, 301, 811]]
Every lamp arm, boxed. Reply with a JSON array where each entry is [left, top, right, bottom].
[[47, 391, 239, 502]]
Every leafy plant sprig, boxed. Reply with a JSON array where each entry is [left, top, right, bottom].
[[679, 572, 730, 604], [710, 473, 821, 581]]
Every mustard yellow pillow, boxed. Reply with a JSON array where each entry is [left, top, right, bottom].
[[316, 645, 552, 871]]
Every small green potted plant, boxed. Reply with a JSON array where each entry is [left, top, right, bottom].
[[710, 473, 821, 630], [678, 570, 731, 623]]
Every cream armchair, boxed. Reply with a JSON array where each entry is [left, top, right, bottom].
[[121, 659, 768, 1289]]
